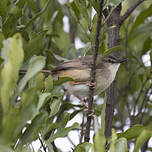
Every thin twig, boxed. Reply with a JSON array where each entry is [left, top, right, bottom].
[[80, 112, 85, 143], [51, 141, 58, 152], [19, 69, 51, 76], [67, 135, 76, 147], [84, 0, 104, 142], [137, 83, 152, 118], [38, 136, 47, 152], [119, 0, 146, 25], [133, 77, 150, 115], [30, 144, 36, 152]]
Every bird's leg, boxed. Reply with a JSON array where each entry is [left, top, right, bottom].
[[75, 96, 95, 116], [87, 81, 96, 88], [75, 96, 88, 108]]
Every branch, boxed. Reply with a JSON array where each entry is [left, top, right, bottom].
[[19, 69, 51, 77], [38, 136, 47, 152], [84, 0, 104, 142], [133, 77, 150, 115], [137, 82, 152, 118], [119, 0, 146, 25], [67, 135, 76, 147]]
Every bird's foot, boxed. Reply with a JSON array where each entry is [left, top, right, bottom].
[[88, 81, 96, 88], [75, 96, 88, 108]]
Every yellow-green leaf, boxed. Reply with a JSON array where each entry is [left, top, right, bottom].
[[0, 33, 24, 113], [45, 74, 53, 92]]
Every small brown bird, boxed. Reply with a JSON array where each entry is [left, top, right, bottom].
[[52, 55, 127, 99]]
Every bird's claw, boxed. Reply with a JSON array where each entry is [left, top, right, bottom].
[[88, 82, 96, 88]]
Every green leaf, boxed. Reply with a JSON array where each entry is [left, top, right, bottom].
[[19, 88, 38, 132], [33, 93, 51, 118], [93, 93, 106, 152], [74, 142, 92, 152], [131, 75, 141, 92], [101, 93, 107, 135], [70, 110, 82, 120], [88, 0, 99, 13], [23, 0, 50, 30], [0, 145, 12, 152], [49, 122, 79, 142], [49, 98, 61, 117], [129, 21, 152, 42], [2, 107, 20, 142], [3, 6, 22, 37], [45, 75, 53, 92], [17, 56, 45, 94], [103, 45, 122, 56], [54, 77, 73, 86], [70, 2, 80, 20], [93, 129, 106, 152], [75, 0, 89, 23], [131, 4, 152, 32], [21, 113, 47, 144], [118, 124, 144, 140], [20, 146, 33, 152], [110, 129, 117, 152], [115, 138, 128, 152], [0, 0, 9, 19], [109, 0, 122, 6], [142, 37, 151, 54], [24, 32, 46, 61], [44, 112, 71, 140], [28, 73, 45, 91], [54, 29, 70, 53], [0, 33, 24, 113], [133, 129, 152, 152], [90, 14, 97, 45]]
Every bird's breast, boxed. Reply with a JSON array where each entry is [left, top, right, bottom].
[[63, 82, 89, 98]]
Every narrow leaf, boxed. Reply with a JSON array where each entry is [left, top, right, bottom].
[[117, 124, 144, 141], [110, 129, 117, 152], [33, 93, 51, 118], [49, 98, 61, 117], [133, 129, 152, 152], [49, 123, 79, 142], [115, 138, 128, 152], [131, 4, 152, 31]]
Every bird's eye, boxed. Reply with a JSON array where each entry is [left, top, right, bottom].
[[108, 59, 115, 63]]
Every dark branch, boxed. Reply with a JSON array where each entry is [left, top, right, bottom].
[[19, 69, 51, 77], [51, 141, 58, 152], [119, 0, 146, 25], [84, 0, 104, 142], [38, 136, 47, 152], [137, 82, 152, 118]]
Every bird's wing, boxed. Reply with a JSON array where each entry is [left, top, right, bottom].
[[52, 56, 93, 73], [52, 56, 94, 82]]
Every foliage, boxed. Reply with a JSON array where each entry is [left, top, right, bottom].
[[0, 0, 152, 152]]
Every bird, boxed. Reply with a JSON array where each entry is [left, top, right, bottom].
[[51, 55, 127, 99]]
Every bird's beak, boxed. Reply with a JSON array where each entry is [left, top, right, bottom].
[[117, 58, 128, 63]]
